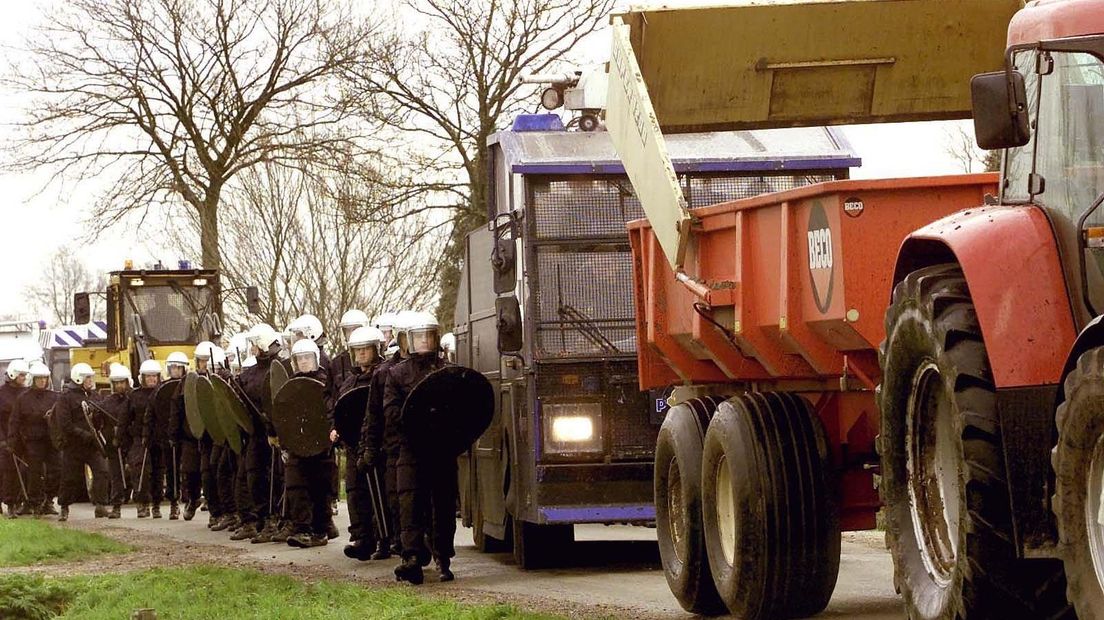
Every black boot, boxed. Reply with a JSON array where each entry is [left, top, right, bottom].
[[109, 505, 122, 519], [436, 558, 454, 582], [343, 539, 374, 561], [94, 505, 108, 518], [394, 557, 424, 585], [151, 503, 162, 519], [5, 503, 16, 519], [136, 503, 150, 518], [370, 540, 392, 561], [183, 501, 197, 521], [231, 522, 259, 541], [326, 520, 339, 540], [169, 502, 180, 521], [58, 505, 69, 522], [40, 500, 58, 516]]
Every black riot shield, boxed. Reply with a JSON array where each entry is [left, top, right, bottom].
[[269, 360, 289, 404], [333, 385, 370, 448], [401, 366, 494, 458], [156, 378, 195, 438], [210, 375, 253, 434], [185, 372, 226, 445], [272, 377, 330, 458]]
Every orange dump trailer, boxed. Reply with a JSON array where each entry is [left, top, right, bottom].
[[629, 173, 997, 530]]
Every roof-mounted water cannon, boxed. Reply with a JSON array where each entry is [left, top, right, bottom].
[[520, 69, 606, 132]]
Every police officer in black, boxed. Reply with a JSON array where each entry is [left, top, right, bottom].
[[9, 362, 59, 517], [284, 338, 335, 548], [337, 325, 385, 560], [97, 363, 133, 519], [55, 363, 110, 521], [386, 312, 458, 584], [0, 360, 28, 518], [120, 358, 163, 518], [238, 324, 284, 543]]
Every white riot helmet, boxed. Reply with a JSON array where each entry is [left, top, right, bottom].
[[440, 332, 456, 361], [71, 362, 95, 385], [211, 346, 227, 370], [28, 361, 50, 388], [406, 311, 440, 355], [166, 351, 189, 379], [289, 314, 324, 343], [250, 323, 281, 354], [339, 309, 370, 344], [228, 333, 250, 363], [108, 363, 131, 382], [348, 326, 385, 366], [290, 339, 321, 374], [5, 359, 29, 384], [373, 312, 397, 341], [241, 355, 257, 369], [194, 341, 215, 361], [139, 359, 162, 378], [393, 310, 419, 355]]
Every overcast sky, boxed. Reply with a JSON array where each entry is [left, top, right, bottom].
[[0, 0, 979, 320]]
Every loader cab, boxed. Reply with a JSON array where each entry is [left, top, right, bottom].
[[972, 5, 1104, 325]]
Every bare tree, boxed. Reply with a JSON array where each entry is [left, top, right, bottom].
[[23, 246, 106, 324], [169, 161, 445, 347], [349, 0, 614, 326], [7, 0, 374, 271], [946, 124, 1001, 173]]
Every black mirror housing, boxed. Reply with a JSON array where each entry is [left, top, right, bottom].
[[971, 70, 1030, 150], [491, 238, 516, 294], [73, 293, 91, 325], [495, 295, 523, 354], [245, 286, 261, 315]]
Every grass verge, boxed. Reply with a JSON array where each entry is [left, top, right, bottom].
[[0, 519, 131, 567], [1, 566, 562, 620]]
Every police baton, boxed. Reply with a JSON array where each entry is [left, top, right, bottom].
[[171, 442, 179, 500], [136, 446, 149, 495], [117, 447, 128, 491], [10, 452, 29, 502]]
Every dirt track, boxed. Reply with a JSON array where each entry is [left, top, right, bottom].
[[37, 503, 904, 619]]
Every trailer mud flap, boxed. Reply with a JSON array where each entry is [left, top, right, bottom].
[[997, 385, 1060, 557]]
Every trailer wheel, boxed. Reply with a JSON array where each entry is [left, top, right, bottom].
[[1054, 345, 1104, 617], [655, 396, 727, 615], [513, 520, 573, 570], [879, 263, 1071, 619], [701, 392, 840, 619]]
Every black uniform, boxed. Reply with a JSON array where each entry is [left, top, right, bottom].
[[384, 353, 457, 566], [142, 381, 180, 509], [119, 383, 156, 504], [360, 352, 403, 551], [8, 386, 59, 510], [0, 379, 26, 510], [96, 391, 130, 508], [284, 366, 335, 540], [55, 383, 110, 508], [239, 353, 277, 530], [337, 365, 377, 546]]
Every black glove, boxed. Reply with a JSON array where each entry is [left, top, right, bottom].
[[356, 451, 374, 476]]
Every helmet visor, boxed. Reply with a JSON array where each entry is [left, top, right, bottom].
[[341, 325, 359, 343], [111, 379, 130, 394], [292, 352, 319, 374], [410, 328, 439, 354], [142, 373, 161, 388], [32, 376, 49, 389], [351, 344, 379, 366], [168, 363, 187, 379]]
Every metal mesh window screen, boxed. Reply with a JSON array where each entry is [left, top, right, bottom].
[[532, 247, 637, 358], [530, 178, 645, 239], [685, 173, 838, 207]]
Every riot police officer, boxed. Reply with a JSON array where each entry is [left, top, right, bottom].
[[284, 338, 335, 548], [338, 326, 385, 560], [386, 312, 458, 584], [120, 359, 161, 518], [98, 363, 132, 519], [0, 360, 28, 518], [9, 362, 59, 517], [332, 309, 369, 392], [238, 324, 282, 543], [55, 363, 110, 521]]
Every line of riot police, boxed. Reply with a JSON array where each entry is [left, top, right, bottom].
[[0, 309, 492, 586]]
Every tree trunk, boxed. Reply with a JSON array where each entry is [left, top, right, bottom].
[[198, 193, 222, 271]]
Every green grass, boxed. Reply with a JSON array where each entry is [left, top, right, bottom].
[[0, 520, 131, 567], [0, 567, 562, 620]]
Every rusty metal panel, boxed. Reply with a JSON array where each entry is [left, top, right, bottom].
[[617, 0, 1023, 133]]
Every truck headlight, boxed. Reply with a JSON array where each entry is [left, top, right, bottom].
[[543, 402, 603, 455]]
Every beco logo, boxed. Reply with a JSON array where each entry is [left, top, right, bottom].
[[807, 202, 835, 314]]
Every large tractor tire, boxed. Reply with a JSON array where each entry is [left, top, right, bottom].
[[654, 396, 727, 615], [879, 263, 1071, 619], [701, 392, 840, 619], [1054, 345, 1104, 618]]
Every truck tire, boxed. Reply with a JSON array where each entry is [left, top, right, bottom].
[[654, 396, 727, 615], [472, 485, 509, 553], [701, 392, 840, 619], [879, 263, 1071, 619], [513, 520, 573, 570], [1054, 345, 1104, 618]]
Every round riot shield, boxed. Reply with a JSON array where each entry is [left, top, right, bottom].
[[210, 375, 253, 434], [401, 366, 494, 458], [333, 385, 370, 448], [269, 360, 289, 404], [272, 377, 330, 457], [154, 379, 192, 438], [186, 373, 226, 445]]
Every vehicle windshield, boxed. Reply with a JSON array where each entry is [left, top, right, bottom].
[[123, 284, 215, 345], [1005, 49, 1104, 221]]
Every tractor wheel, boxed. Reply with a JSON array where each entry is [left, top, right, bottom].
[[701, 392, 840, 619], [512, 520, 573, 570], [879, 263, 1071, 619], [1054, 345, 1104, 618], [654, 396, 727, 615]]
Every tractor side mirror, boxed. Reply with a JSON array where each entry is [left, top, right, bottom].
[[73, 293, 91, 325], [245, 286, 261, 315], [971, 70, 1030, 150], [495, 295, 523, 354], [492, 214, 518, 295]]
